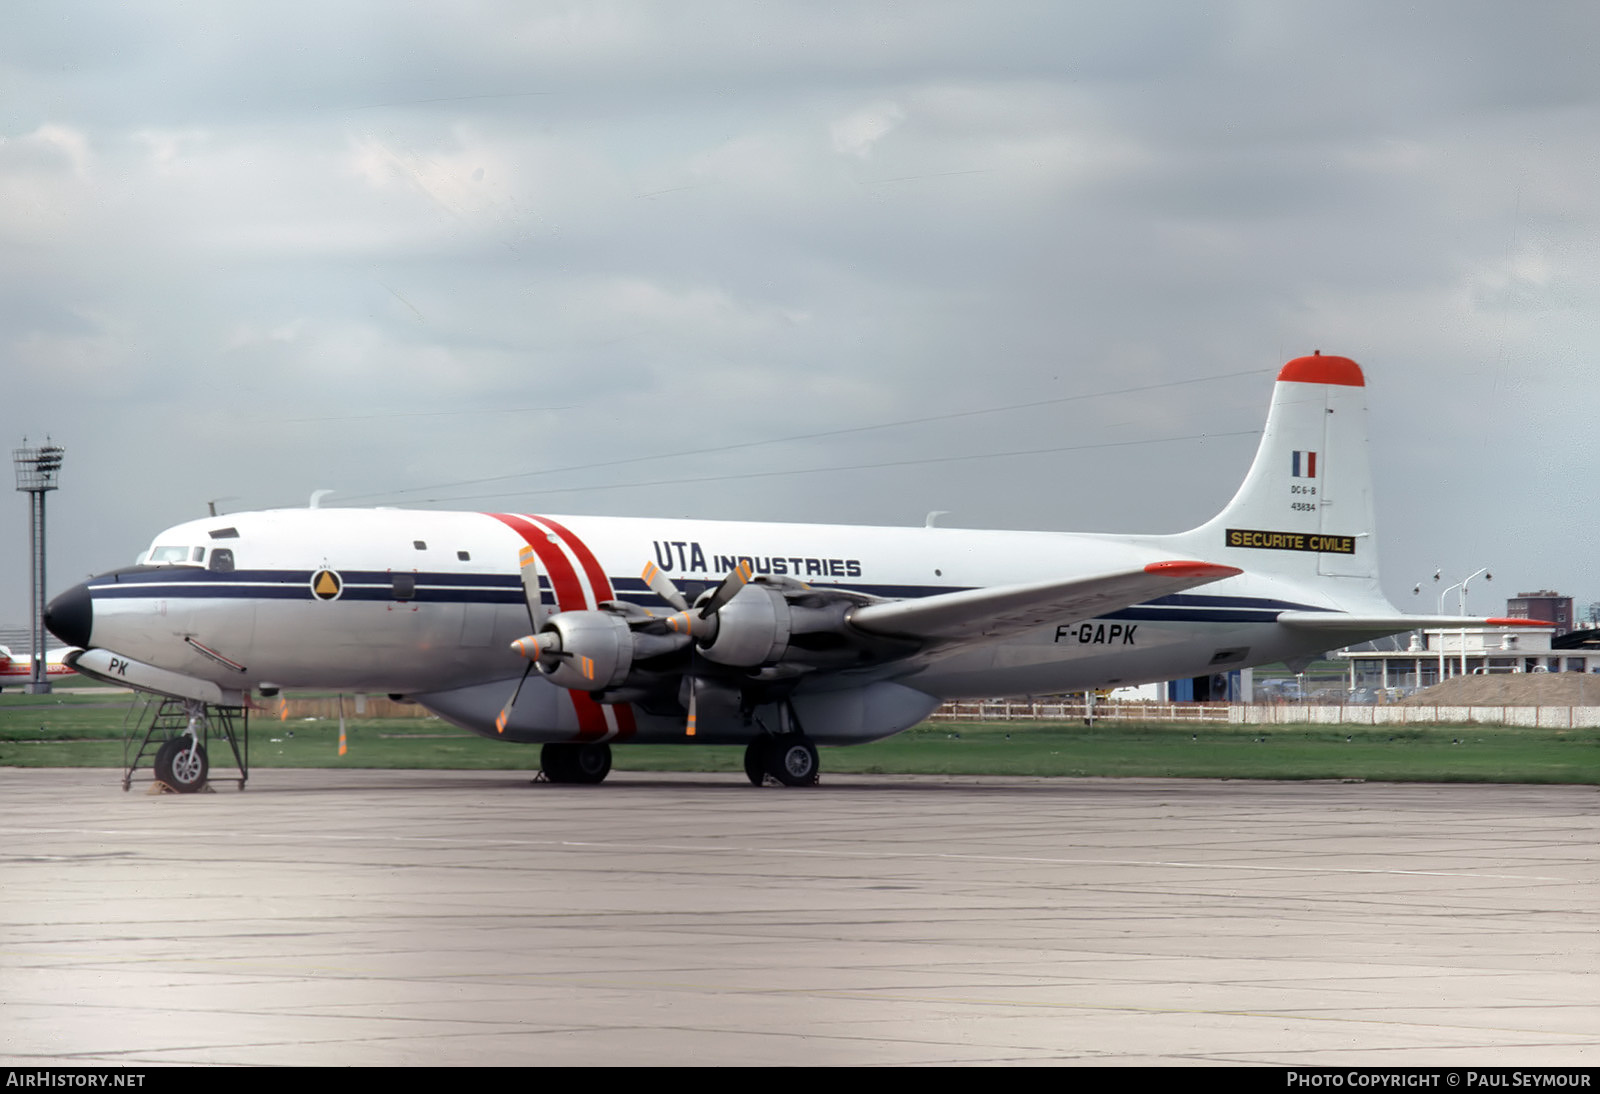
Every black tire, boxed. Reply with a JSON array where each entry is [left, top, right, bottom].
[[540, 743, 571, 782], [154, 736, 208, 793], [743, 737, 771, 786], [541, 742, 612, 785], [766, 737, 819, 787]]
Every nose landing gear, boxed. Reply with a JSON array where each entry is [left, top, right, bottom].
[[122, 698, 248, 793]]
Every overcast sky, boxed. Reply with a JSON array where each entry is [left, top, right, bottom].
[[4, 1, 1598, 629]]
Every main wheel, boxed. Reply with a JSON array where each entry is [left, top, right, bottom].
[[541, 742, 612, 785], [766, 737, 819, 787], [743, 736, 771, 786], [154, 736, 209, 793]]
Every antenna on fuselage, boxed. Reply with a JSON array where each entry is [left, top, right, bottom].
[[924, 510, 950, 528], [310, 489, 335, 509], [207, 497, 238, 518]]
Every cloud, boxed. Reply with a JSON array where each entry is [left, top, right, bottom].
[[830, 101, 905, 158], [3, 2, 1600, 623]]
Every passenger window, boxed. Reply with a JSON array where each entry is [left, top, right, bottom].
[[413, 540, 427, 550], [457, 550, 470, 561], [208, 548, 235, 573]]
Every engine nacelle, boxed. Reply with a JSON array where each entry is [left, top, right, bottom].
[[530, 608, 693, 692], [696, 583, 870, 670], [535, 610, 634, 691], [697, 585, 792, 667]]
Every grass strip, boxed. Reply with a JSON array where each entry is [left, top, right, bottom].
[[3, 694, 1595, 783]]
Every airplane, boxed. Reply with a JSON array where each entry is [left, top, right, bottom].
[[0, 646, 77, 690], [43, 353, 1541, 791]]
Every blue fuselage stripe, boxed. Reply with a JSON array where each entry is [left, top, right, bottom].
[[86, 568, 1329, 620]]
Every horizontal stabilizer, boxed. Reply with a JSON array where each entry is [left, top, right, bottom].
[[849, 561, 1241, 646], [1276, 613, 1552, 632]]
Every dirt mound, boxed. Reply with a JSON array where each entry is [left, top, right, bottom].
[[1399, 673, 1600, 706]]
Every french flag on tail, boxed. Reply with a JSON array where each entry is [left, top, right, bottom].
[[1291, 450, 1317, 478]]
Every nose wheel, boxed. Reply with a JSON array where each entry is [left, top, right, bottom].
[[154, 735, 209, 792]]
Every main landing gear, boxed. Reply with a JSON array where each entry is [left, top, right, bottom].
[[534, 736, 820, 787], [743, 734, 820, 787], [540, 742, 612, 785], [740, 696, 820, 787]]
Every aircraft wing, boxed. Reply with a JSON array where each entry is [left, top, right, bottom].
[[848, 560, 1241, 647]]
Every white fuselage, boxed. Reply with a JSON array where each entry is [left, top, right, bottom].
[[72, 506, 1346, 744]]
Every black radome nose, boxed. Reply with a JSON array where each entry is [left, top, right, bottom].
[[45, 582, 93, 648]]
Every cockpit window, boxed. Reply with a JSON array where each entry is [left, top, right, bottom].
[[148, 546, 190, 564], [191, 547, 206, 563], [208, 548, 235, 573]]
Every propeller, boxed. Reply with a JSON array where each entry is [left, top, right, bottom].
[[498, 555, 761, 737], [651, 559, 752, 642], [495, 544, 546, 734], [643, 560, 754, 735]]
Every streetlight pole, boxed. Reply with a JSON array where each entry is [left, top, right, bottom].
[[1459, 568, 1491, 677], [13, 439, 64, 694], [1437, 580, 1463, 680], [1412, 570, 1441, 684]]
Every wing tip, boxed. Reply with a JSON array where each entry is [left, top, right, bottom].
[[1144, 560, 1243, 580]]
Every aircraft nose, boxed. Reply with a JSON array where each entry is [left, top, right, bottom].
[[45, 582, 93, 648]]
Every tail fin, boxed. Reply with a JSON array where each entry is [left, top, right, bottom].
[[1172, 354, 1388, 607]]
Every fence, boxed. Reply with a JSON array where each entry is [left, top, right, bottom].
[[930, 699, 1232, 723], [1232, 704, 1600, 728], [931, 699, 1600, 728]]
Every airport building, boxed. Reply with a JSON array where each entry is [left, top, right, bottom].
[[1504, 590, 1576, 636], [1335, 622, 1600, 696]]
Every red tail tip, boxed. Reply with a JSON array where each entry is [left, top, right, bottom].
[[1278, 355, 1365, 387]]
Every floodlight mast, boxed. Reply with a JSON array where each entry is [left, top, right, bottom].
[[13, 439, 64, 693]]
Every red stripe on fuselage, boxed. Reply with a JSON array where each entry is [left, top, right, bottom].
[[488, 513, 637, 739], [530, 515, 640, 737], [490, 513, 608, 739]]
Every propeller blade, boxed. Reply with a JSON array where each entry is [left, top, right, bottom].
[[642, 561, 690, 612], [699, 560, 754, 618], [518, 545, 544, 628], [685, 675, 698, 737], [495, 663, 534, 735]]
